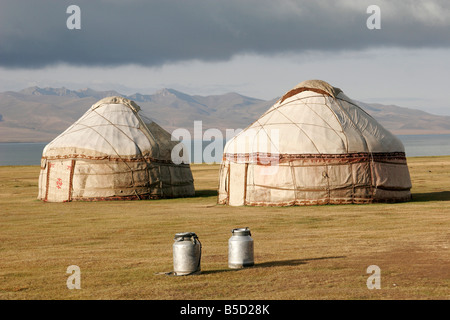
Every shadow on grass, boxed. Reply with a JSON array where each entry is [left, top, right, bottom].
[[255, 256, 346, 268], [411, 191, 450, 202], [191, 190, 450, 203], [194, 189, 218, 198], [201, 256, 346, 275]]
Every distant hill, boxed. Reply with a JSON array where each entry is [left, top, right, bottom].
[[0, 86, 449, 142], [356, 101, 450, 135]]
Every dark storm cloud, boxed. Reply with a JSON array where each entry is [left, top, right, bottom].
[[1, 0, 449, 68]]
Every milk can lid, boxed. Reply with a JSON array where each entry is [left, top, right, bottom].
[[174, 232, 198, 241], [231, 227, 251, 236]]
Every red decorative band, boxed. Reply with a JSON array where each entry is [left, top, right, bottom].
[[223, 152, 406, 165], [64, 193, 194, 202], [42, 154, 190, 166]]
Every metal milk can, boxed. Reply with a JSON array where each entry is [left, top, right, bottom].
[[173, 232, 202, 275], [228, 227, 254, 268]]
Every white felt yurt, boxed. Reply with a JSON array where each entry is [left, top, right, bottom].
[[218, 80, 412, 206], [38, 96, 194, 202]]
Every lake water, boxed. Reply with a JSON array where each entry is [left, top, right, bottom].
[[1, 134, 449, 166]]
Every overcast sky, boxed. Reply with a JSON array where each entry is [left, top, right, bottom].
[[1, 0, 449, 115]]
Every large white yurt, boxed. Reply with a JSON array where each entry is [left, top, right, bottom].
[[38, 96, 194, 202], [218, 80, 412, 206]]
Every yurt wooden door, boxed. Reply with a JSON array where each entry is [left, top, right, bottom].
[[228, 163, 248, 206], [45, 160, 75, 202]]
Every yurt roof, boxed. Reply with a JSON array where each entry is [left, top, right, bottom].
[[224, 80, 405, 156], [42, 96, 178, 161], [91, 96, 141, 112], [280, 79, 343, 103]]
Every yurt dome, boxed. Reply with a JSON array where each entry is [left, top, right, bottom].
[[38, 96, 194, 202], [218, 80, 412, 206]]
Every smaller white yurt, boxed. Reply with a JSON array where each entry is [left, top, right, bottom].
[[38, 96, 194, 202], [218, 80, 412, 206]]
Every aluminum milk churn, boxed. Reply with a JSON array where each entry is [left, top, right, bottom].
[[173, 232, 202, 275], [228, 227, 254, 268]]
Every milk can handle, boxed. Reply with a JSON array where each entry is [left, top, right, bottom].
[[231, 227, 251, 236], [192, 235, 200, 245]]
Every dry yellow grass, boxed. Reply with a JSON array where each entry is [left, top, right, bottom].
[[0, 157, 449, 300]]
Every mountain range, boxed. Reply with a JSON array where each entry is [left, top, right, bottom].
[[0, 86, 449, 143]]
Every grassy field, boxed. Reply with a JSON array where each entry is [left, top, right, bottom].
[[0, 157, 449, 300]]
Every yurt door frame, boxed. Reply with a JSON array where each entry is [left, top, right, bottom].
[[44, 159, 75, 202]]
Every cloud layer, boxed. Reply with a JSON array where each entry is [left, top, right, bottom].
[[1, 0, 450, 68]]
